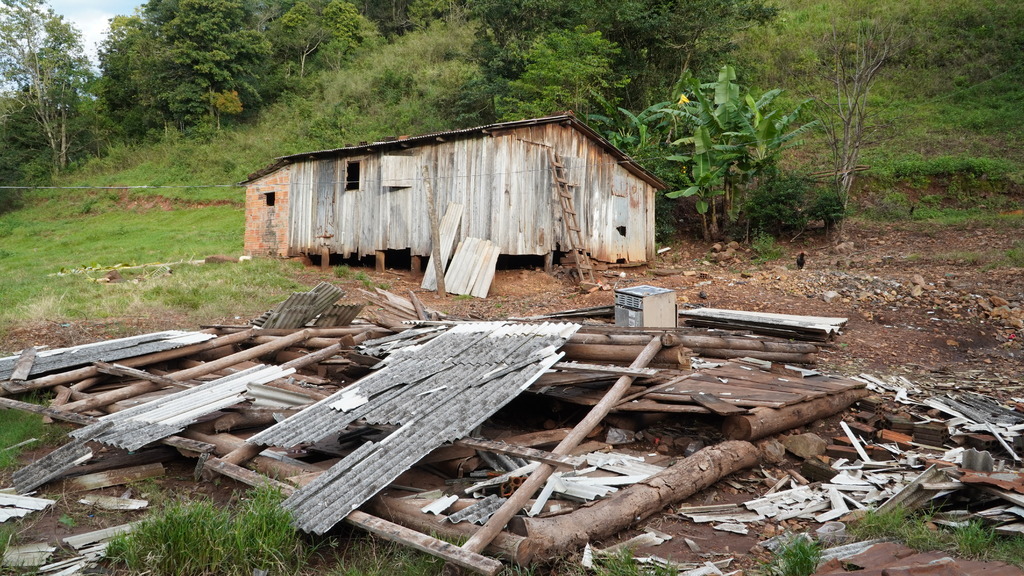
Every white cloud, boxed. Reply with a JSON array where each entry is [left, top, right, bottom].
[[47, 1, 140, 63]]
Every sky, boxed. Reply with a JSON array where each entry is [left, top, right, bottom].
[[48, 0, 141, 63]]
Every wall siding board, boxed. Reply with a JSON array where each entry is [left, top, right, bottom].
[[252, 121, 658, 264], [315, 159, 337, 245]]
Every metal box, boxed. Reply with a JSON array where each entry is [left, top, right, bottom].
[[614, 285, 677, 328]]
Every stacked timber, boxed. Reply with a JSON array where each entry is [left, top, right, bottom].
[[678, 307, 847, 342]]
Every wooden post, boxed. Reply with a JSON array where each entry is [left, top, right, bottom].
[[460, 336, 664, 556], [375, 250, 386, 273], [423, 166, 447, 296]]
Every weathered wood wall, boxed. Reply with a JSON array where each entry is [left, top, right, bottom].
[[257, 121, 657, 264]]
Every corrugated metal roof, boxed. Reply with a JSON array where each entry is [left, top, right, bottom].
[[247, 321, 579, 534], [447, 495, 508, 525], [69, 364, 295, 451], [0, 331, 214, 380], [13, 437, 98, 494], [241, 113, 667, 190], [254, 282, 345, 329]]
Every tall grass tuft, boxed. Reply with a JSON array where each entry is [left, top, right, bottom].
[[327, 534, 444, 576], [105, 486, 308, 576], [762, 535, 821, 576], [0, 524, 15, 557], [953, 520, 996, 559]]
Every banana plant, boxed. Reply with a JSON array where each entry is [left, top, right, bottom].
[[665, 65, 816, 239]]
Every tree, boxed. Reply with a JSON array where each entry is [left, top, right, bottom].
[[468, 0, 777, 112], [268, 0, 364, 77], [159, 0, 271, 128], [816, 18, 903, 229], [96, 14, 168, 139], [102, 0, 272, 132], [496, 26, 625, 120], [0, 0, 92, 171]]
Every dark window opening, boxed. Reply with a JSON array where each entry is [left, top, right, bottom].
[[377, 249, 412, 270], [496, 254, 547, 270], [264, 192, 275, 207], [616, 225, 627, 237], [345, 161, 361, 190]]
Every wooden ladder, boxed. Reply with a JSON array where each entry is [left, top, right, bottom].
[[549, 151, 596, 284]]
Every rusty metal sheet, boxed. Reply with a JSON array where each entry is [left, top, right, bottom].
[[960, 470, 1024, 494], [813, 541, 1024, 576]]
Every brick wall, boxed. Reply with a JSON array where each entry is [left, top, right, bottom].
[[243, 165, 291, 257]]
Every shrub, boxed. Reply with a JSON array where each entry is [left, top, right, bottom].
[[751, 231, 785, 262], [744, 173, 815, 234]]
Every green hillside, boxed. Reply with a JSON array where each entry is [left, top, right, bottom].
[[1, 0, 1022, 333]]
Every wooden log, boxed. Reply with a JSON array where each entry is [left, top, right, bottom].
[[44, 386, 74, 423], [561, 342, 813, 364], [569, 332, 819, 354], [0, 396, 99, 426], [409, 290, 429, 321], [4, 329, 253, 395], [348, 510, 502, 576], [182, 429, 318, 479], [362, 495, 529, 563], [721, 387, 871, 441], [423, 168, 446, 295], [210, 326, 388, 338], [66, 463, 165, 492], [203, 458, 295, 492], [253, 336, 354, 349], [509, 440, 760, 564], [211, 411, 282, 433], [689, 350, 815, 363], [559, 343, 690, 367], [61, 330, 315, 413], [461, 337, 664, 556], [94, 362, 196, 389]]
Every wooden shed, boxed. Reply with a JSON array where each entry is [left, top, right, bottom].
[[243, 113, 667, 273]]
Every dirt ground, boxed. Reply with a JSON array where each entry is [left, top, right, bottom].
[[2, 219, 1023, 573]]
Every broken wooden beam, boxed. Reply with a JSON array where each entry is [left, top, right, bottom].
[[455, 438, 584, 469], [722, 387, 870, 441], [509, 440, 760, 564], [347, 510, 503, 576], [558, 343, 691, 368], [460, 336, 664, 557], [66, 463, 165, 492], [9, 346, 38, 382], [94, 362, 196, 389]]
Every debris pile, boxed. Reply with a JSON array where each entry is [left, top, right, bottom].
[[0, 286, 1021, 575]]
